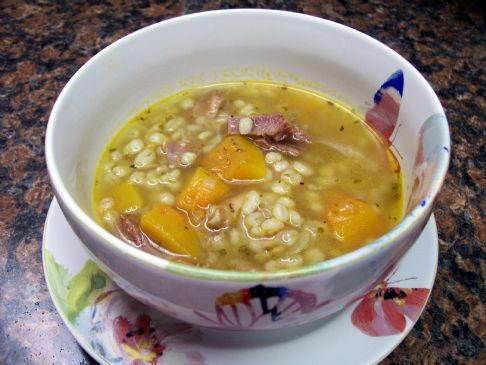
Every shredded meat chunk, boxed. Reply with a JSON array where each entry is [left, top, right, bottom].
[[206, 205, 231, 231], [253, 138, 302, 157], [115, 214, 150, 248], [192, 90, 225, 119], [205, 194, 245, 231], [165, 135, 199, 167], [227, 113, 310, 156]]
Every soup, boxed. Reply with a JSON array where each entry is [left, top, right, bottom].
[[93, 82, 403, 271]]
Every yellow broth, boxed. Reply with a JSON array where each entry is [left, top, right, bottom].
[[93, 82, 403, 271]]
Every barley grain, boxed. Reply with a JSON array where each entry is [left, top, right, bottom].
[[180, 99, 194, 110], [159, 192, 175, 205], [289, 210, 303, 226], [111, 151, 122, 162], [273, 203, 289, 222], [124, 139, 144, 156], [271, 181, 290, 195], [276, 197, 295, 208], [273, 160, 289, 172], [134, 149, 155, 168], [128, 171, 145, 184], [293, 161, 313, 176], [99, 197, 114, 211], [261, 218, 284, 234], [147, 132, 167, 145], [265, 152, 283, 164], [180, 152, 197, 166], [238, 117, 253, 134], [112, 165, 129, 178]]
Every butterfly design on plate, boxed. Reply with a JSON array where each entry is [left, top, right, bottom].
[[351, 271, 430, 337]]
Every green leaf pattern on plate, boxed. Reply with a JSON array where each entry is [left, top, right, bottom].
[[45, 251, 108, 324]]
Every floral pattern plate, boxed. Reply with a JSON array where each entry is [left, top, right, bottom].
[[43, 198, 438, 365]]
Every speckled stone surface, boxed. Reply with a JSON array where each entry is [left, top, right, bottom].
[[0, 1, 484, 364]]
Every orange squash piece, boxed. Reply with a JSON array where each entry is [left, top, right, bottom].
[[326, 197, 384, 250], [202, 136, 266, 181], [140, 203, 201, 259], [109, 182, 143, 214], [177, 167, 229, 214]]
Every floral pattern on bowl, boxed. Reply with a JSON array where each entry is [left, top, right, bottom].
[[43, 199, 438, 364]]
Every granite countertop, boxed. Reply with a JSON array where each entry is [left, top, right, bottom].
[[1, 1, 484, 364]]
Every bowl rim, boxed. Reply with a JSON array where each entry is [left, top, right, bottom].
[[45, 8, 450, 282]]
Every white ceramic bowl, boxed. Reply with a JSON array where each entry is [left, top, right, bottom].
[[46, 9, 450, 330]]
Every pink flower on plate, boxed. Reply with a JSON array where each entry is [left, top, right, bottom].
[[113, 314, 166, 365], [351, 281, 430, 337]]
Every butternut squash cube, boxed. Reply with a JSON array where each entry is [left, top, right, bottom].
[[202, 136, 266, 181], [140, 203, 201, 259], [109, 182, 143, 214], [327, 197, 385, 250], [177, 167, 229, 213]]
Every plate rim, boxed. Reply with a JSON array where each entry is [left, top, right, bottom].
[[42, 199, 110, 365]]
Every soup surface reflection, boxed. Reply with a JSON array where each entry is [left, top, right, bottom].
[[93, 82, 403, 271]]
